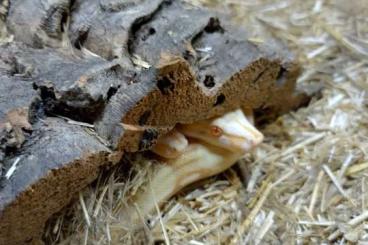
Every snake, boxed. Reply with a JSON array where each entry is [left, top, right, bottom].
[[127, 108, 264, 219]]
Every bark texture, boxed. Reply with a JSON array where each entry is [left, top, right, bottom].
[[1, 0, 309, 244]]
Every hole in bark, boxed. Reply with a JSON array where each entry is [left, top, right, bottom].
[[39, 86, 56, 100], [214, 94, 225, 106], [183, 50, 190, 60], [276, 67, 287, 86], [33, 84, 106, 123], [254, 106, 277, 125], [140, 26, 157, 41], [156, 77, 174, 95], [139, 111, 151, 125], [106, 86, 119, 101], [127, 0, 173, 56], [205, 17, 224, 33], [154, 240, 165, 245], [139, 129, 158, 151], [60, 11, 68, 33], [203, 75, 215, 88], [42, 6, 69, 38], [70, 0, 76, 8], [149, 27, 156, 35], [74, 29, 89, 49]]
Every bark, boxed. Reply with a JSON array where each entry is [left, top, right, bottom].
[[0, 118, 110, 245], [1, 0, 310, 244]]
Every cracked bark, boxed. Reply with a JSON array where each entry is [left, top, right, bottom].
[[1, 0, 310, 244]]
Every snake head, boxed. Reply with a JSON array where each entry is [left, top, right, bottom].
[[178, 109, 263, 154]]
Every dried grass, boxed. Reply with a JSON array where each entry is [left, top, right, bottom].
[[41, 0, 368, 244]]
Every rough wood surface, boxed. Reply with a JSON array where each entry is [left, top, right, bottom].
[[0, 118, 110, 245], [1, 0, 310, 244]]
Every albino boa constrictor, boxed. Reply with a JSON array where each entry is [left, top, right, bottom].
[[127, 108, 264, 220]]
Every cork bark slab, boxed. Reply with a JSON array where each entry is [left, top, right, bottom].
[[1, 0, 310, 244]]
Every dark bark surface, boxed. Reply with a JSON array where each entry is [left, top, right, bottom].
[[0, 118, 110, 245], [6, 0, 71, 48], [1, 0, 310, 244]]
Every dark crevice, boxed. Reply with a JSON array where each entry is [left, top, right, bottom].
[[189, 27, 206, 50], [154, 240, 166, 245], [203, 75, 215, 88], [156, 77, 174, 95], [138, 129, 158, 151], [69, 0, 76, 9], [204, 17, 224, 33], [188, 17, 226, 69], [183, 49, 192, 61], [276, 66, 286, 80], [191, 17, 225, 47], [32, 84, 105, 123], [213, 94, 225, 106], [254, 106, 275, 125], [253, 68, 268, 84], [138, 111, 151, 125], [41, 3, 70, 39], [48, 100, 105, 124], [106, 85, 120, 101], [276, 66, 287, 86], [38, 85, 57, 100], [60, 10, 68, 33], [73, 28, 89, 49], [127, 0, 173, 56], [139, 26, 156, 42], [148, 27, 156, 35], [30, 63, 131, 122]]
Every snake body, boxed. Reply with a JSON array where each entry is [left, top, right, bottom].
[[128, 109, 263, 219]]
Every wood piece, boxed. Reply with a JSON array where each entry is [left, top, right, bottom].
[[0, 42, 136, 123], [95, 1, 309, 152], [0, 0, 312, 244], [6, 0, 71, 48], [69, 0, 163, 60], [0, 64, 37, 162], [0, 118, 110, 245], [0, 42, 115, 244]]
